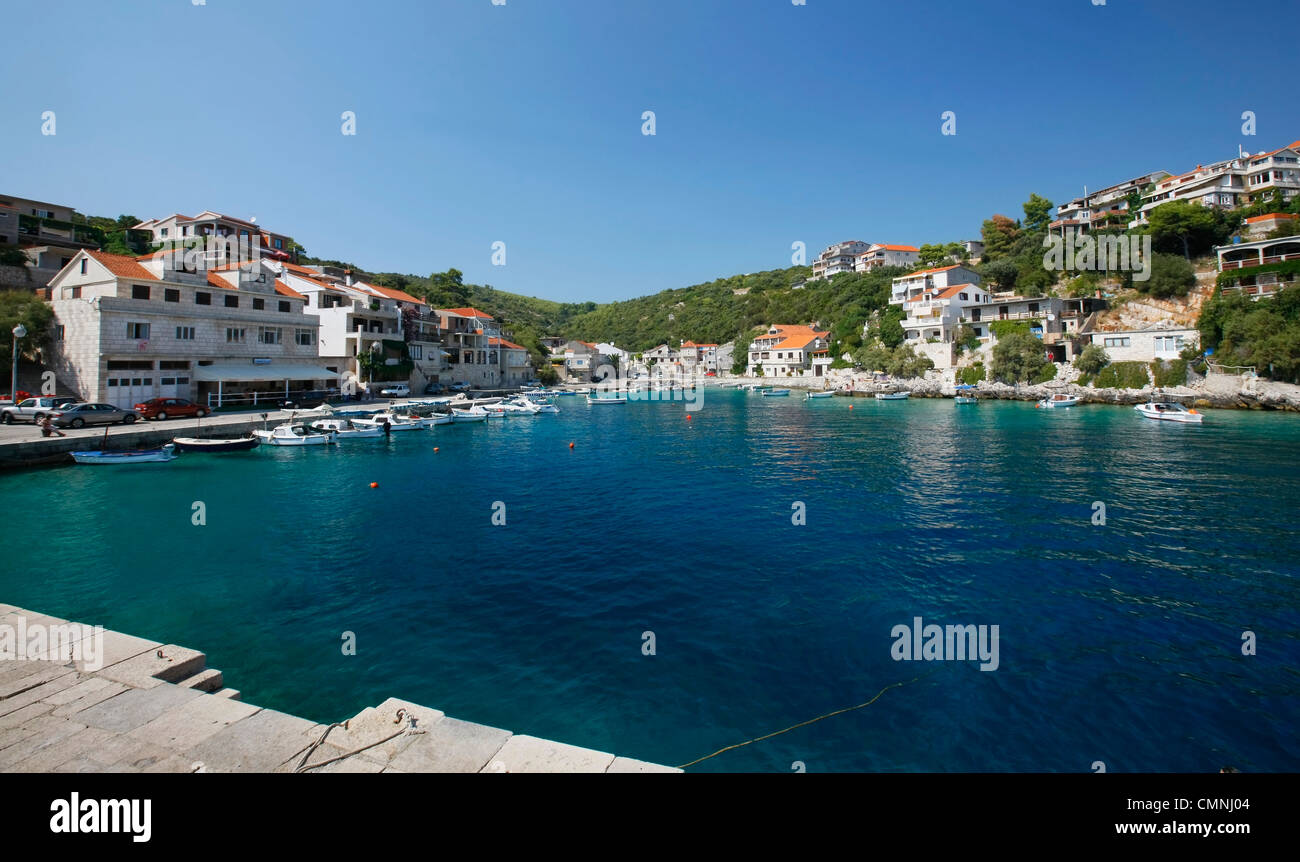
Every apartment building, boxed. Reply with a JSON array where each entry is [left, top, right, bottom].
[[437, 307, 502, 388], [855, 244, 919, 272], [45, 250, 328, 409], [888, 264, 982, 305], [746, 325, 832, 378], [1089, 328, 1199, 363], [133, 211, 297, 263], [491, 337, 533, 387], [1050, 171, 1170, 238], [679, 340, 721, 373], [810, 240, 872, 282]]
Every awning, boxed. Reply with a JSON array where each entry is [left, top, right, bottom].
[[192, 363, 339, 382]]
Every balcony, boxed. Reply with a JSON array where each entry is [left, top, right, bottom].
[[18, 215, 102, 248]]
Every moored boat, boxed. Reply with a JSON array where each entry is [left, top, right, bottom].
[[954, 384, 979, 405], [253, 423, 336, 446], [1036, 393, 1078, 409], [760, 389, 791, 397], [1135, 401, 1203, 423], [310, 418, 383, 439], [587, 394, 627, 404], [171, 435, 260, 453], [450, 407, 490, 422], [805, 391, 835, 399], [874, 390, 910, 400], [71, 445, 177, 464], [351, 412, 430, 431]]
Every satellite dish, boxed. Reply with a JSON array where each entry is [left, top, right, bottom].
[[249, 216, 257, 224]]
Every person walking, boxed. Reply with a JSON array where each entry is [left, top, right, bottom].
[[39, 415, 66, 438]]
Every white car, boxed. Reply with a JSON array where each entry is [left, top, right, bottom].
[[380, 384, 411, 398]]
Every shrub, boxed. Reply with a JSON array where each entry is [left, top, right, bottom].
[[1032, 363, 1058, 384], [1152, 359, 1188, 387], [989, 319, 1033, 339], [957, 363, 985, 385], [990, 332, 1049, 383], [1074, 343, 1110, 376], [1094, 361, 1150, 389]]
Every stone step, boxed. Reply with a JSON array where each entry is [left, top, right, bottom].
[[177, 668, 224, 693], [213, 688, 241, 701]]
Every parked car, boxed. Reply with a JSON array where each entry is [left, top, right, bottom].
[[423, 383, 445, 395], [49, 403, 139, 428], [449, 382, 472, 392], [380, 384, 411, 397], [0, 396, 80, 424], [132, 397, 209, 421]]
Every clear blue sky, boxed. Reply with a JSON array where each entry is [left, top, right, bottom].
[[3, 0, 1296, 302]]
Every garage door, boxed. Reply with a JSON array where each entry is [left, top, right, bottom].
[[105, 376, 156, 410]]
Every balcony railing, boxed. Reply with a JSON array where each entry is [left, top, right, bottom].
[[18, 215, 103, 246], [1220, 252, 1300, 270]]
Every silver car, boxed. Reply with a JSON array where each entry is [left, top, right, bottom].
[[0, 396, 80, 424], [49, 403, 139, 428]]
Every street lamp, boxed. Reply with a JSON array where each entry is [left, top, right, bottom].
[[10, 324, 26, 402], [367, 341, 381, 396]]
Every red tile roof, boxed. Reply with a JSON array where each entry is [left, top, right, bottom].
[[897, 264, 963, 279], [1244, 213, 1298, 223], [86, 250, 158, 281], [489, 337, 526, 350], [752, 325, 829, 351], [362, 282, 426, 306], [438, 307, 494, 319], [275, 279, 304, 300]]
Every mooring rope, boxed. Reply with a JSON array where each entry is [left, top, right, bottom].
[[677, 674, 929, 770]]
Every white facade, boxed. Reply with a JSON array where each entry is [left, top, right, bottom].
[[746, 325, 832, 378], [1090, 328, 1199, 363], [889, 264, 983, 305], [855, 244, 919, 272], [810, 240, 872, 282]]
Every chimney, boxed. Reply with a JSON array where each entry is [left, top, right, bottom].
[[344, 269, 353, 286]]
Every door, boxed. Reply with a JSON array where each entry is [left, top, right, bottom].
[[106, 376, 155, 410]]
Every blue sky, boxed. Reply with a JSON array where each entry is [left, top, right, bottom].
[[3, 0, 1297, 302]]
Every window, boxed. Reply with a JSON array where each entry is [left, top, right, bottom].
[[1103, 337, 1131, 348], [295, 329, 315, 346], [127, 322, 150, 339], [258, 327, 282, 345], [55, 325, 64, 341], [160, 361, 190, 370], [175, 326, 195, 340], [1154, 335, 1184, 352], [131, 284, 150, 300], [279, 300, 290, 313], [164, 288, 179, 303], [108, 360, 153, 370], [227, 328, 246, 343], [160, 378, 175, 386], [80, 259, 87, 274], [959, 293, 968, 301], [196, 292, 211, 306], [410, 345, 422, 360], [160, 227, 169, 237], [253, 298, 265, 310], [70, 286, 81, 299], [274, 238, 283, 249], [224, 295, 238, 308]]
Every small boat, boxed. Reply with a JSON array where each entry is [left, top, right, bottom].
[[875, 391, 910, 400], [254, 423, 336, 446], [351, 412, 430, 431], [1135, 401, 1203, 424], [761, 389, 791, 397], [450, 407, 490, 423], [171, 435, 260, 453], [310, 418, 383, 439], [71, 445, 177, 464], [805, 391, 835, 399], [532, 400, 560, 414], [1036, 393, 1078, 409], [954, 384, 979, 405], [587, 394, 627, 405]]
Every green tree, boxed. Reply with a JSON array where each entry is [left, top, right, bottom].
[[1143, 253, 1196, 298], [0, 291, 54, 372], [1074, 343, 1109, 376], [425, 268, 468, 308], [1147, 200, 1231, 259], [980, 259, 1019, 290], [1022, 194, 1054, 234], [980, 214, 1020, 261], [990, 332, 1049, 383], [917, 243, 950, 267]]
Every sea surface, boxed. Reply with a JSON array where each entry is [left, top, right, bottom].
[[2, 390, 1297, 772]]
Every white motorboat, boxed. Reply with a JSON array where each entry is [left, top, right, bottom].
[[760, 388, 791, 397], [954, 385, 979, 405], [532, 400, 560, 414], [310, 418, 383, 439], [805, 391, 835, 400], [587, 394, 627, 405], [1036, 393, 1079, 409], [874, 391, 910, 400], [253, 423, 337, 446], [1135, 401, 1203, 424], [351, 411, 431, 431], [71, 444, 177, 464], [451, 407, 490, 423]]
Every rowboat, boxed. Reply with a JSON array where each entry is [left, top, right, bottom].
[[587, 395, 627, 405], [805, 391, 835, 399], [760, 389, 791, 397], [954, 384, 979, 405], [1135, 401, 1203, 423], [450, 407, 489, 423], [253, 423, 336, 446], [874, 391, 909, 400], [171, 435, 260, 453], [1036, 393, 1078, 409], [71, 445, 177, 464]]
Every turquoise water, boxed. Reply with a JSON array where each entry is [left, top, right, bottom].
[[2, 390, 1297, 772]]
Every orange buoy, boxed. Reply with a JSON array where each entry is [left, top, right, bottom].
[[569, 442, 575, 449], [848, 404, 854, 411], [686, 414, 692, 420], [369, 482, 378, 488], [433, 447, 440, 452]]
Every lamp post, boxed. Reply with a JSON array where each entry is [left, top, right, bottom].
[[10, 324, 26, 402], [367, 341, 380, 397]]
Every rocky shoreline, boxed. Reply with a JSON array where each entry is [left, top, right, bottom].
[[719, 371, 1300, 412]]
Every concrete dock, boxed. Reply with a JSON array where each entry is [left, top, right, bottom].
[[0, 605, 678, 773]]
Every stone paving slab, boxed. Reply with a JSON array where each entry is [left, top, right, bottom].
[[606, 756, 683, 774], [488, 735, 617, 773], [51, 680, 131, 718], [186, 708, 320, 773], [127, 693, 260, 751], [3, 725, 116, 772], [0, 717, 89, 770], [0, 669, 80, 716], [386, 716, 512, 773], [74, 684, 204, 734], [97, 644, 204, 689]]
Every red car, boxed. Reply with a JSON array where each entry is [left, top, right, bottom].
[[132, 397, 209, 420]]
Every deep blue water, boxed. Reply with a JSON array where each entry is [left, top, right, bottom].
[[2, 390, 1297, 772]]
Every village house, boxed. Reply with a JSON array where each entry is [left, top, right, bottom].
[[809, 240, 872, 282], [44, 250, 329, 409], [746, 325, 831, 378], [855, 244, 919, 272]]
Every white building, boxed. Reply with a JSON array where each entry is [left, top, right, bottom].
[[888, 264, 982, 305], [746, 325, 831, 378], [855, 244, 919, 272], [1051, 171, 1171, 238], [1090, 328, 1199, 363], [45, 250, 329, 409], [810, 240, 872, 282]]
